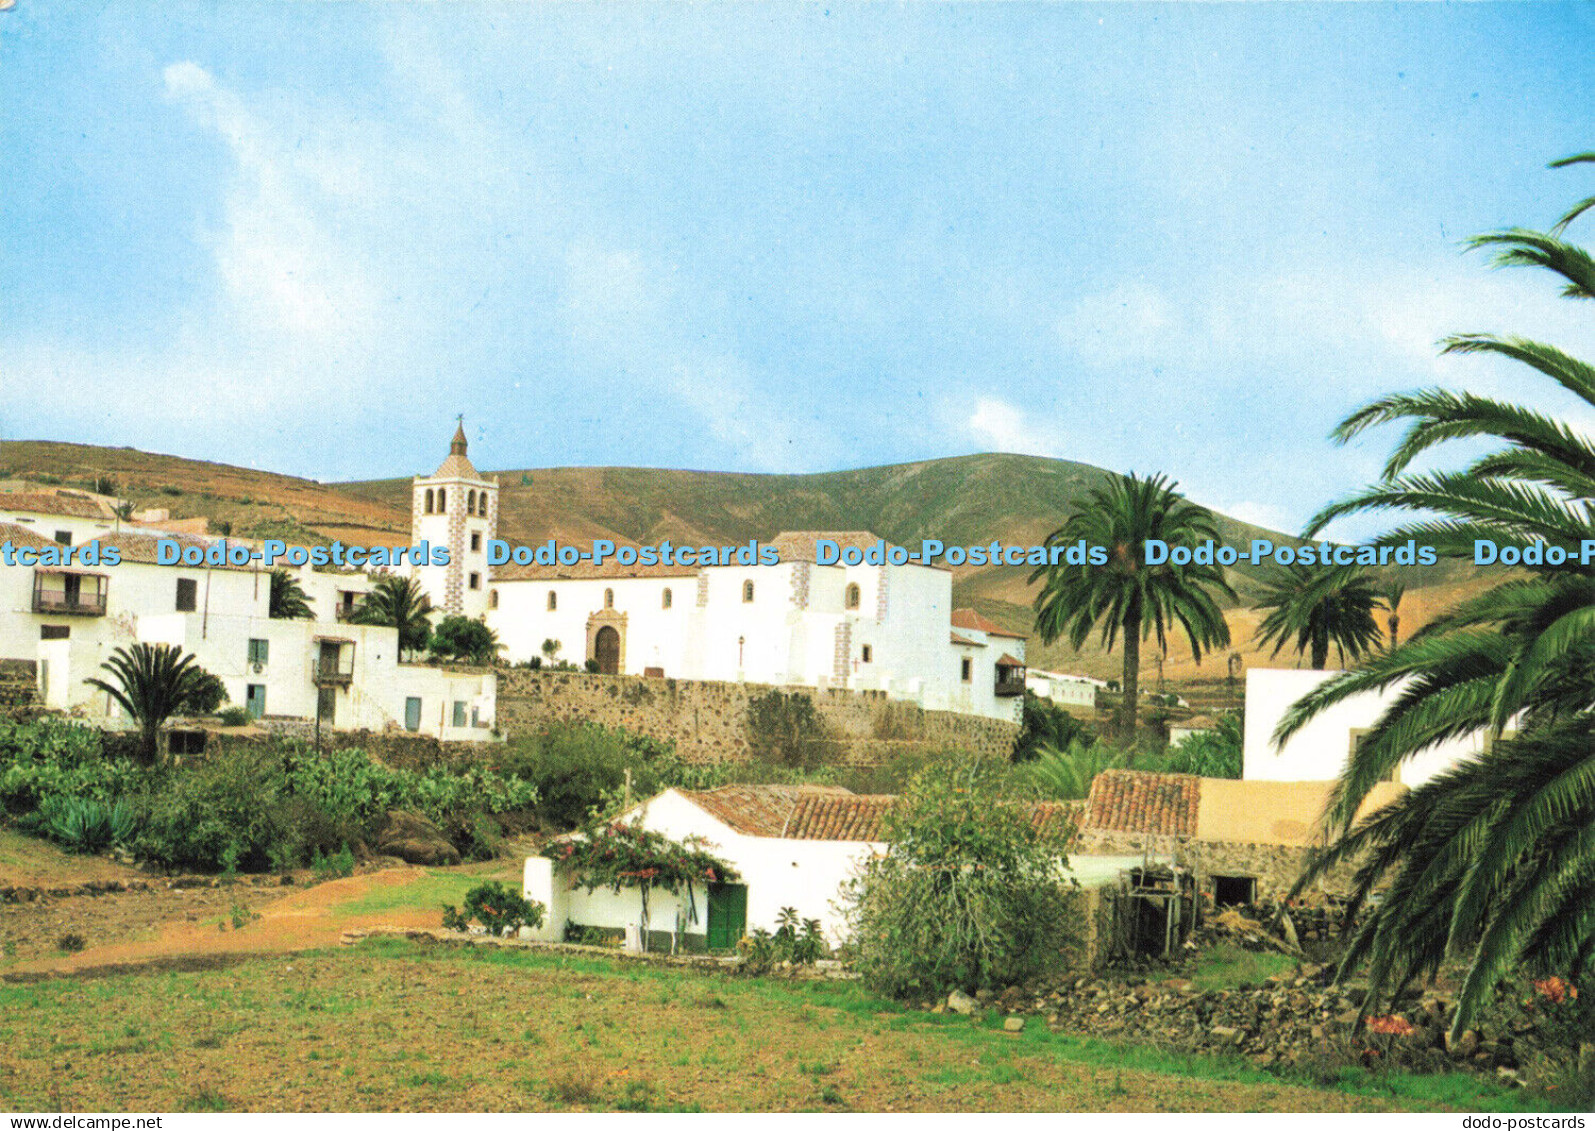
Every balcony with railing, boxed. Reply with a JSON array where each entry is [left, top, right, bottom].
[[32, 572, 108, 616], [994, 657, 1026, 698], [313, 640, 355, 686]]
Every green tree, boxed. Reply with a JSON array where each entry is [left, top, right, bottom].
[[84, 643, 213, 765], [1252, 561, 1384, 669], [1280, 154, 1595, 1039], [350, 575, 432, 656], [1029, 473, 1233, 745], [429, 615, 501, 665], [267, 569, 314, 620], [846, 758, 1078, 999]]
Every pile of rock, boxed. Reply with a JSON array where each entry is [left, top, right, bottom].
[[928, 966, 1567, 1084]]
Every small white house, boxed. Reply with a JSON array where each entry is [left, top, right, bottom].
[[1025, 667, 1104, 710], [523, 783, 1093, 953], [1242, 668, 1484, 786], [524, 785, 888, 951]]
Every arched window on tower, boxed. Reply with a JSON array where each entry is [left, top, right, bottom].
[[742, 580, 755, 603], [437, 488, 447, 513], [845, 583, 861, 610], [662, 588, 673, 609], [466, 490, 475, 516], [489, 589, 499, 610], [424, 488, 434, 515], [604, 588, 614, 609]]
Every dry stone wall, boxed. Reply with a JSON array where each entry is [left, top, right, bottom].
[[495, 670, 1019, 764], [0, 660, 38, 717]]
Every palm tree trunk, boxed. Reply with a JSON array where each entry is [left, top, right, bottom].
[[1121, 612, 1141, 759]]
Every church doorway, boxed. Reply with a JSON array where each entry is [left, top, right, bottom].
[[594, 625, 621, 675]]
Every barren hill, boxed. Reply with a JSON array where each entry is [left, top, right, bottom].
[[0, 441, 1478, 684]]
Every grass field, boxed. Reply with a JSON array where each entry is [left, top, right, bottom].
[[0, 939, 1562, 1114]]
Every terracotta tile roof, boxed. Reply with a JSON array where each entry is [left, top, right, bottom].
[[950, 608, 1028, 639], [99, 531, 258, 572], [995, 653, 1025, 668], [1084, 770, 1200, 838], [949, 631, 985, 647], [679, 785, 1078, 843], [0, 522, 61, 550], [679, 785, 857, 838], [0, 491, 110, 520]]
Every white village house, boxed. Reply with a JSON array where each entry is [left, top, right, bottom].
[[522, 784, 1138, 951], [0, 501, 493, 743], [1242, 667, 1485, 786]]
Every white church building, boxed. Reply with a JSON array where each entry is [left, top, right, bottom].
[[400, 426, 1026, 721]]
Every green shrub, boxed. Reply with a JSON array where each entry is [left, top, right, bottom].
[[216, 707, 251, 727], [1162, 712, 1243, 778], [310, 844, 356, 881], [846, 758, 1080, 1000], [1012, 691, 1091, 763], [495, 722, 705, 828], [441, 880, 545, 935], [181, 671, 229, 715], [0, 719, 141, 816], [739, 907, 826, 973]]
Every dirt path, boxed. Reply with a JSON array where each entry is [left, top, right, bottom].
[[4, 867, 448, 978]]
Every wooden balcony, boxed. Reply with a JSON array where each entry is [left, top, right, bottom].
[[32, 574, 107, 616], [994, 656, 1026, 698]]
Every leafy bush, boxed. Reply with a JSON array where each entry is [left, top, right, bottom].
[[745, 689, 837, 771], [1012, 691, 1091, 763], [216, 707, 251, 727], [428, 615, 501, 665], [740, 907, 826, 973], [310, 844, 356, 881], [0, 719, 142, 816], [180, 672, 229, 715], [441, 880, 545, 935], [846, 758, 1080, 1000], [495, 722, 713, 828], [1162, 712, 1243, 778]]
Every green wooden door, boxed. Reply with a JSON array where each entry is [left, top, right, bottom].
[[706, 883, 747, 951]]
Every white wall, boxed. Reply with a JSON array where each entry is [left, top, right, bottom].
[[1243, 667, 1483, 786], [523, 790, 880, 947]]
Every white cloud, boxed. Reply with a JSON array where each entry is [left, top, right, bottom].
[[966, 397, 1059, 457], [162, 61, 378, 341]]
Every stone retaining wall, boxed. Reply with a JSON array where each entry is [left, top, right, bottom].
[[0, 659, 38, 716], [1075, 829, 1359, 900], [494, 670, 1019, 764]]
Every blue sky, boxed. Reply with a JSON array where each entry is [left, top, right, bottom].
[[3, 2, 1594, 538]]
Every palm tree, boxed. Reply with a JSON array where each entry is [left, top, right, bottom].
[[1380, 578, 1406, 649], [350, 575, 433, 658], [1278, 154, 1595, 1039], [1252, 561, 1384, 669], [268, 569, 314, 620], [1030, 472, 1233, 743], [85, 643, 212, 765]]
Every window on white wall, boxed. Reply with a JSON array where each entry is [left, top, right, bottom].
[[604, 588, 614, 609], [742, 581, 755, 603], [662, 588, 672, 609], [547, 591, 557, 611], [845, 583, 860, 610]]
